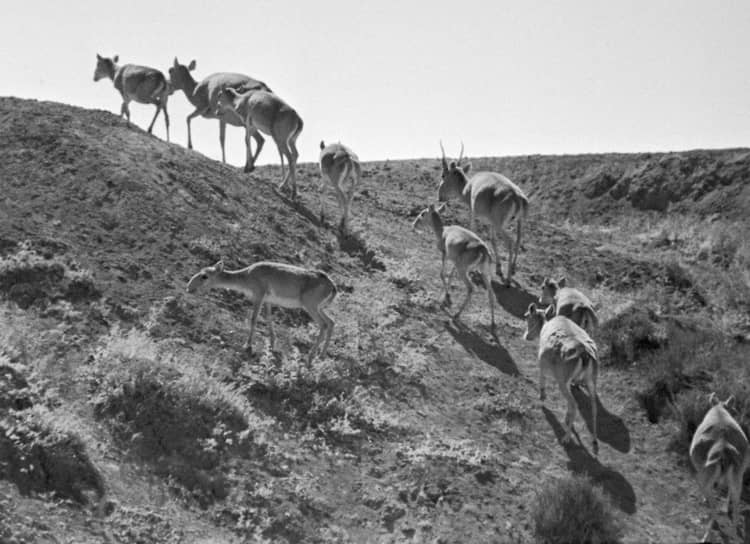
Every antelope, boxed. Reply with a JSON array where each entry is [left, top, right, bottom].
[[93, 54, 170, 141], [689, 393, 749, 543], [168, 58, 270, 168], [539, 277, 599, 333], [523, 303, 599, 456], [216, 88, 304, 199], [436, 142, 529, 284], [319, 141, 362, 231], [186, 260, 337, 364], [413, 203, 495, 329]]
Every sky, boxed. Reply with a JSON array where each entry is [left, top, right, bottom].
[[1, 1, 749, 167]]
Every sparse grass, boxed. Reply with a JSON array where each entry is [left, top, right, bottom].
[[398, 435, 499, 469], [87, 327, 267, 505], [532, 475, 623, 544]]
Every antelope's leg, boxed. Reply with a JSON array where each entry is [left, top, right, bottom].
[[219, 120, 227, 162], [266, 304, 276, 349], [245, 296, 265, 352]]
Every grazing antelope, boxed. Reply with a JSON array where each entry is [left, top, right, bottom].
[[436, 142, 529, 284], [187, 260, 337, 364], [689, 393, 749, 543], [413, 203, 495, 329], [523, 303, 599, 456], [539, 277, 599, 333], [319, 141, 362, 231], [217, 88, 304, 199], [168, 58, 270, 167], [93, 54, 170, 141]]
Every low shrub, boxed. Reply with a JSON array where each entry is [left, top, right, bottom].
[[532, 475, 623, 544], [0, 246, 99, 309], [88, 329, 264, 505], [0, 407, 104, 503]]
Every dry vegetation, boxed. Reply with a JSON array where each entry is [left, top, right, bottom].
[[1, 96, 749, 542]]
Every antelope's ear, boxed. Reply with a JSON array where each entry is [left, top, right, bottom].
[[436, 202, 447, 213], [527, 302, 537, 314], [708, 392, 719, 406], [724, 395, 736, 409], [462, 162, 472, 174], [188, 59, 196, 70], [227, 87, 241, 97], [173, 57, 179, 67], [558, 277, 567, 288], [113, 55, 119, 63], [320, 140, 325, 150], [214, 260, 224, 272], [96, 53, 102, 60], [544, 305, 556, 320]]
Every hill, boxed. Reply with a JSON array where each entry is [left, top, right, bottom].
[[1, 96, 749, 543]]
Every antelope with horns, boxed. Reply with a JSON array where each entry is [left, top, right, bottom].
[[319, 141, 362, 231], [413, 203, 495, 329], [168, 58, 270, 167], [217, 88, 304, 199], [93, 54, 170, 141], [187, 260, 337, 364], [539, 277, 599, 334], [689, 393, 750, 543], [436, 142, 529, 284], [523, 303, 599, 456]]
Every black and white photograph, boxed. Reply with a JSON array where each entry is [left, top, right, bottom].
[[1, 1, 749, 542]]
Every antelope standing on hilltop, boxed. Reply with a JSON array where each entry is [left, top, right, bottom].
[[523, 303, 599, 456], [319, 141, 361, 231], [689, 393, 749, 543], [413, 203, 495, 329], [437, 143, 529, 284], [93, 54, 170, 141], [187, 260, 337, 364], [168, 58, 270, 166], [217, 88, 303, 199], [539, 277, 599, 334]]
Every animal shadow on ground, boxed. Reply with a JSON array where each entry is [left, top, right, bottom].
[[445, 320, 520, 377], [571, 387, 631, 453], [272, 185, 325, 228], [490, 281, 538, 319], [542, 407, 636, 515]]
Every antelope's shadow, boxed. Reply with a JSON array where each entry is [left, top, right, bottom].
[[571, 387, 632, 454], [445, 320, 520, 377], [543, 407, 636, 514], [490, 281, 538, 319]]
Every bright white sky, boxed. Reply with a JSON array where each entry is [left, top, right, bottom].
[[1, 1, 749, 167]]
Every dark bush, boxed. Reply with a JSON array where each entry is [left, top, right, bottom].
[[532, 475, 623, 544]]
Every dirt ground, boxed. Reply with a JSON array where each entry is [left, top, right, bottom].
[[1, 96, 749, 543]]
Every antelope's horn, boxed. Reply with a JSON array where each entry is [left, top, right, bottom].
[[439, 140, 448, 170]]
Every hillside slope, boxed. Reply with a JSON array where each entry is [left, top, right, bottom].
[[1, 96, 749, 543]]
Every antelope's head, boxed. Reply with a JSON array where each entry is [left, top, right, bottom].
[[216, 88, 246, 121], [412, 203, 446, 231], [437, 141, 472, 202], [168, 58, 196, 91], [539, 277, 566, 305], [187, 260, 224, 294], [94, 54, 118, 82], [523, 302, 554, 341]]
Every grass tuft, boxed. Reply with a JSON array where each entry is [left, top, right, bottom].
[[532, 474, 623, 544]]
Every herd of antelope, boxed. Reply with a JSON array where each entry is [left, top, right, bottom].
[[93, 54, 748, 542]]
